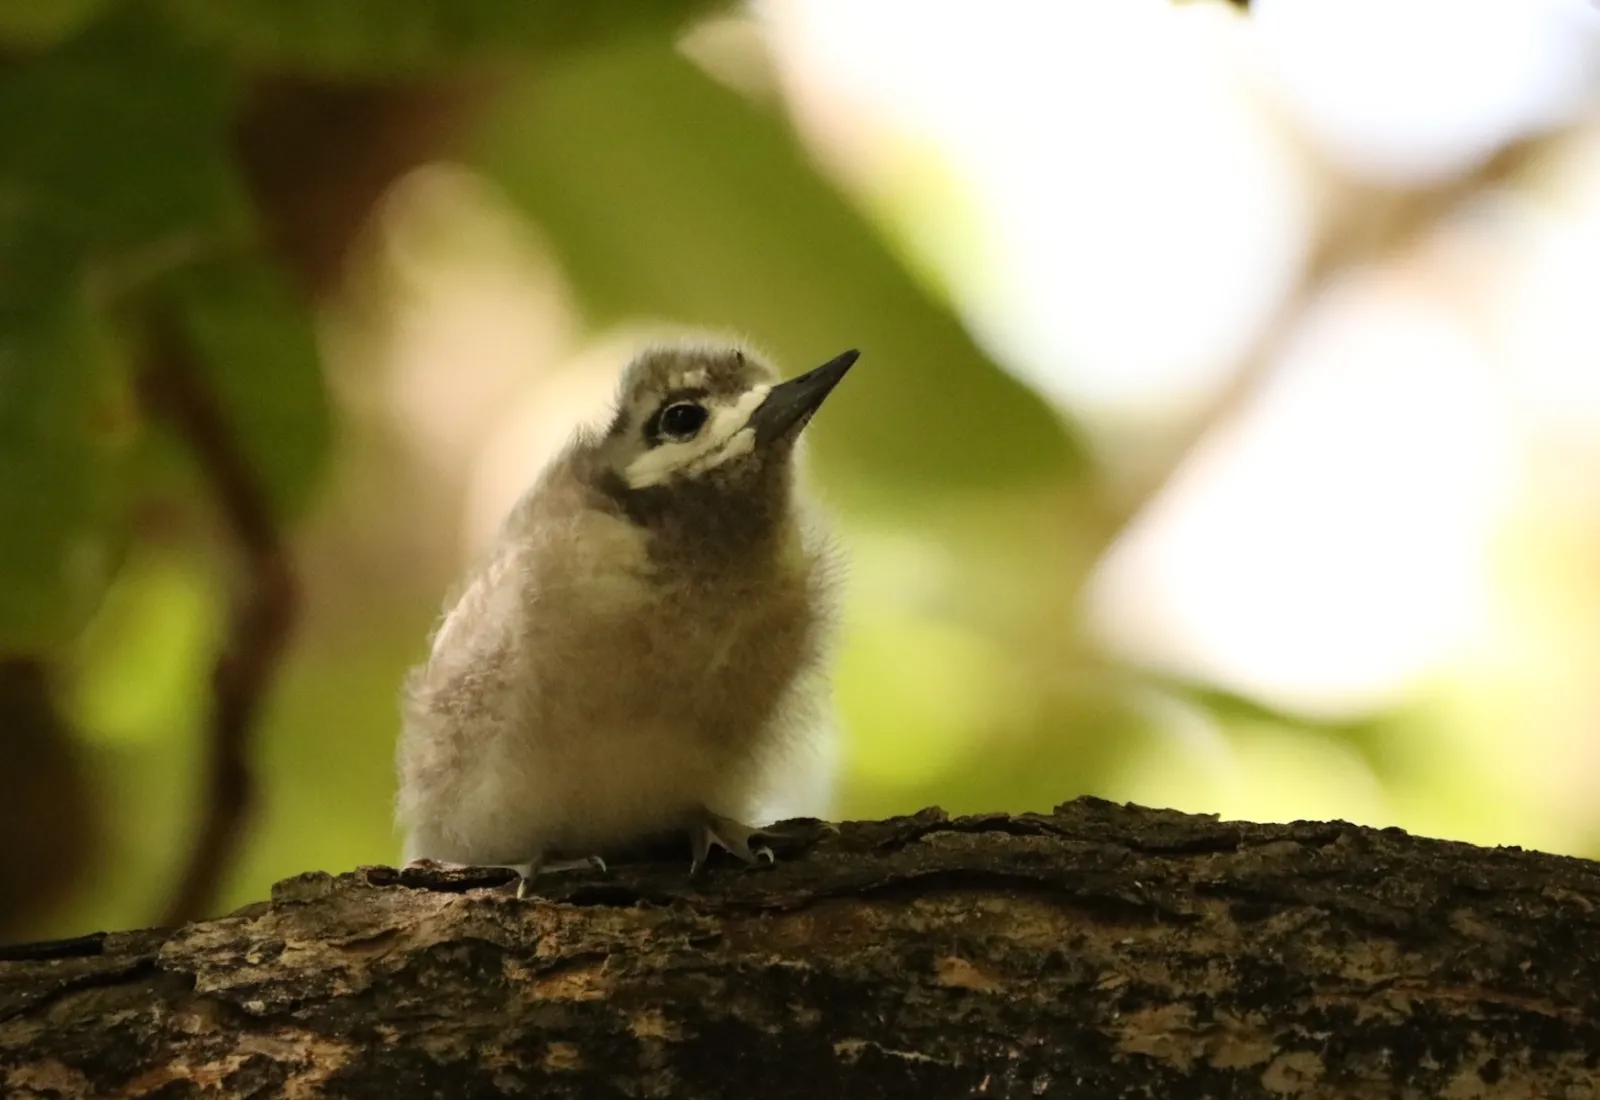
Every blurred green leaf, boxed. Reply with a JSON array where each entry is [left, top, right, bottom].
[[49, 548, 219, 936], [0, 17, 248, 264], [0, 293, 127, 653], [154, 257, 334, 520], [70, 549, 221, 747], [156, 0, 728, 76], [478, 41, 1087, 509], [0, 0, 109, 49], [1150, 673, 1414, 778], [0, 215, 80, 318]]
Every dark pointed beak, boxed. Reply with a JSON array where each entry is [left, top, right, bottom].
[[748, 349, 859, 445]]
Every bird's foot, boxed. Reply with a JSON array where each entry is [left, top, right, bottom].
[[511, 855, 608, 899], [687, 809, 776, 875]]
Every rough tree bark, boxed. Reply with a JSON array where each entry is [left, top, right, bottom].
[[3, 798, 1599, 1099]]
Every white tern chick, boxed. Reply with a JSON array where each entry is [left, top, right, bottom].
[[395, 340, 857, 891]]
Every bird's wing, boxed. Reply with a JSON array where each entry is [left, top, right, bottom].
[[425, 546, 526, 674]]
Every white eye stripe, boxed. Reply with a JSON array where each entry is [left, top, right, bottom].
[[623, 385, 769, 489]]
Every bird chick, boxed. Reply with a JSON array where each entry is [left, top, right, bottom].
[[395, 340, 856, 891]]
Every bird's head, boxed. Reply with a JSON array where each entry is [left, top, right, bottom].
[[592, 341, 858, 544]]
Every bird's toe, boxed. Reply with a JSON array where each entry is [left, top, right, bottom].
[[687, 809, 777, 872]]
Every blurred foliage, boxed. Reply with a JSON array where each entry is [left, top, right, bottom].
[[157, 0, 724, 76], [0, 291, 126, 653], [0, 0, 727, 939], [0, 16, 253, 659], [4, 0, 1561, 947], [0, 1, 106, 49]]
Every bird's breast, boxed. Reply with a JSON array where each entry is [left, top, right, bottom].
[[526, 557, 819, 746]]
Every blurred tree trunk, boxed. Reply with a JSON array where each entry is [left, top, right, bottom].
[[3, 799, 1599, 1098]]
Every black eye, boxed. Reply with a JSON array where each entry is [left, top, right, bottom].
[[658, 402, 708, 439]]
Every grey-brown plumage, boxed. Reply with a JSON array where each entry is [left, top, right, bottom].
[[395, 340, 856, 888]]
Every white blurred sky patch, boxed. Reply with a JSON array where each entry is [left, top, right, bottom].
[[1252, 0, 1600, 186], [1085, 264, 1522, 717], [1484, 122, 1600, 468], [764, 0, 1315, 430]]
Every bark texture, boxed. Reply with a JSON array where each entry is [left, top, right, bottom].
[[4, 798, 1600, 1099]]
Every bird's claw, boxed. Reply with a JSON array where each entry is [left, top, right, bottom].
[[512, 854, 607, 899], [688, 810, 776, 875]]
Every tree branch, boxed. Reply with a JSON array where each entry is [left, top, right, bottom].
[[4, 799, 1599, 1098], [137, 318, 299, 928]]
